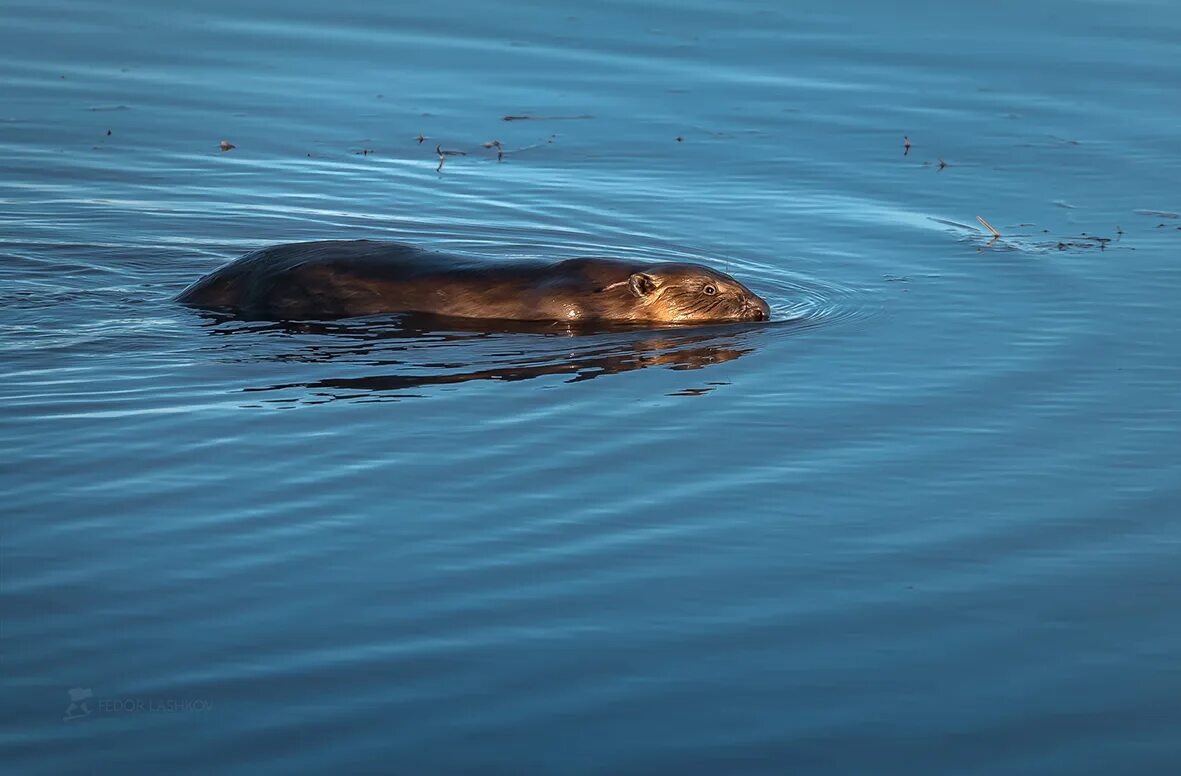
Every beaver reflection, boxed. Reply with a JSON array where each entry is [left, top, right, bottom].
[[199, 313, 760, 402]]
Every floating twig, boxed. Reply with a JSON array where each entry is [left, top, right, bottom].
[[502, 114, 593, 122], [483, 139, 504, 161], [976, 215, 1001, 239], [435, 144, 467, 172]]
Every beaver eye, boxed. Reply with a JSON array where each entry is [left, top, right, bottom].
[[703, 285, 717, 296]]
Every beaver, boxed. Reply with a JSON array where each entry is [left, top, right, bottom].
[[176, 240, 771, 324]]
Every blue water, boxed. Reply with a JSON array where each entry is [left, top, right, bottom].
[[2, 0, 1180, 772]]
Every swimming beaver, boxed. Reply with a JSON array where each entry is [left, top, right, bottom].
[[177, 240, 771, 323]]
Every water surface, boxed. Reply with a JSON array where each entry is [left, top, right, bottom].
[[2, 0, 1180, 772]]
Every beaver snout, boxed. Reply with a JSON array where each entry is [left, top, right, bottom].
[[742, 296, 771, 321]]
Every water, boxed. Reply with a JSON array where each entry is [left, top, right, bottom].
[[2, 0, 1180, 771]]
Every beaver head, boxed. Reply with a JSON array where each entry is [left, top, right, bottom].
[[602, 263, 770, 323]]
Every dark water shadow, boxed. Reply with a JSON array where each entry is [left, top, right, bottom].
[[192, 311, 781, 404]]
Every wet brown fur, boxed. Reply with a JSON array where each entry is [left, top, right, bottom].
[[177, 240, 770, 323]]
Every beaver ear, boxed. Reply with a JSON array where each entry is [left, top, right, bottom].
[[628, 272, 657, 297]]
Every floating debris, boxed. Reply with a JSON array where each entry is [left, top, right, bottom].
[[1049, 234, 1115, 251], [668, 386, 717, 397], [1059, 235, 1112, 251], [675, 135, 683, 143], [431, 135, 557, 171], [105, 129, 112, 136], [219, 140, 235, 152], [1135, 209, 1179, 219], [502, 114, 593, 122], [435, 144, 467, 172], [935, 217, 1120, 253]]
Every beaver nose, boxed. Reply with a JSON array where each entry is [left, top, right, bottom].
[[744, 296, 770, 321]]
